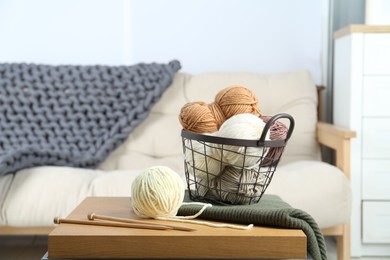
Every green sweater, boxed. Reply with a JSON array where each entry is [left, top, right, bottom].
[[178, 193, 327, 260]]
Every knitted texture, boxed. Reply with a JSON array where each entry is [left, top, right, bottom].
[[0, 60, 181, 176], [179, 193, 327, 260]]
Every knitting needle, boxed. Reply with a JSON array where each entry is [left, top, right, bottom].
[[53, 217, 171, 231], [88, 213, 196, 232]]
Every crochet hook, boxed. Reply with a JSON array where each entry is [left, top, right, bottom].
[[88, 213, 196, 232], [53, 217, 171, 231]]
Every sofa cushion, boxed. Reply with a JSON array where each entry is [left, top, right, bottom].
[[3, 160, 350, 229], [1, 167, 141, 226], [100, 71, 320, 172], [266, 160, 352, 228], [0, 174, 14, 225], [100, 151, 184, 178], [98, 73, 187, 171]]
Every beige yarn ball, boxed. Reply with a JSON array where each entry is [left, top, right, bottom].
[[215, 113, 269, 168], [205, 167, 266, 204], [131, 166, 185, 219], [184, 138, 225, 181]]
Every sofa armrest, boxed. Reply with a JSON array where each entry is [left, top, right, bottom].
[[316, 122, 356, 179]]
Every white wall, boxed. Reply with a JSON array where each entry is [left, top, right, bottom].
[[128, 0, 324, 84], [0, 0, 325, 84], [0, 0, 125, 65]]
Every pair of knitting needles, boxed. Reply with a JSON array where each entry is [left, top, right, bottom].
[[54, 213, 196, 232]]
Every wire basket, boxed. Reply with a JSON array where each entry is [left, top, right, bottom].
[[181, 113, 295, 205]]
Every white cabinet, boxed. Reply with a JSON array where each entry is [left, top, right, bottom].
[[362, 160, 390, 200], [363, 77, 390, 116], [363, 34, 390, 74], [362, 118, 390, 159], [363, 201, 390, 243], [334, 25, 390, 257]]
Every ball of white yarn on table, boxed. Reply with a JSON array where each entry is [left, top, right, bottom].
[[131, 166, 185, 219], [215, 113, 269, 168], [130, 166, 253, 230]]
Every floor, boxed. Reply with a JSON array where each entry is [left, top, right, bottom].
[[0, 235, 47, 260], [0, 235, 388, 260]]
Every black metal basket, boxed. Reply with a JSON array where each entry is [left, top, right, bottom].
[[181, 113, 294, 205]]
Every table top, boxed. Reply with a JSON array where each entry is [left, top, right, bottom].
[[334, 24, 390, 39], [48, 197, 306, 259]]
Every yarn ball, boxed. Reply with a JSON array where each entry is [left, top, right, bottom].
[[205, 166, 266, 205], [131, 166, 185, 219], [184, 138, 225, 181], [215, 113, 269, 168], [259, 116, 289, 166], [179, 102, 221, 133], [179, 85, 261, 133], [215, 85, 261, 120]]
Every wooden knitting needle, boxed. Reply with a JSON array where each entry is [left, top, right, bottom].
[[88, 213, 196, 232], [53, 217, 171, 231]]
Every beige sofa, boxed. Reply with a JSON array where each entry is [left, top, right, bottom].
[[0, 70, 355, 260]]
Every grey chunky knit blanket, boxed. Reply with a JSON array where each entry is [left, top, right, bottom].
[[0, 60, 181, 176]]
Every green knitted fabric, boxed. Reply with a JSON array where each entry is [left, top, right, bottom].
[[178, 193, 327, 260]]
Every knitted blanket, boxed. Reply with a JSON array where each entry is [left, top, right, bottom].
[[179, 193, 327, 260], [0, 60, 181, 176]]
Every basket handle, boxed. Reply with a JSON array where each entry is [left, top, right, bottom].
[[258, 113, 295, 143]]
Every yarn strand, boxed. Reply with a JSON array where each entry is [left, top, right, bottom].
[[176, 202, 213, 219], [156, 202, 253, 230], [156, 216, 254, 230]]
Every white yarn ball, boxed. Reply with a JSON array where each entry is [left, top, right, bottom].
[[206, 166, 266, 204], [131, 166, 185, 218], [215, 113, 269, 168], [184, 138, 225, 181]]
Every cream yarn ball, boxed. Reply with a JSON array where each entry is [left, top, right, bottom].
[[206, 166, 266, 204], [184, 138, 225, 181], [130, 166, 253, 230], [215, 113, 269, 168], [131, 166, 185, 219]]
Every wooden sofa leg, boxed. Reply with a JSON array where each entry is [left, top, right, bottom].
[[336, 224, 350, 260]]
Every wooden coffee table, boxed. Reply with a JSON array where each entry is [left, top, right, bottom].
[[45, 197, 307, 259]]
